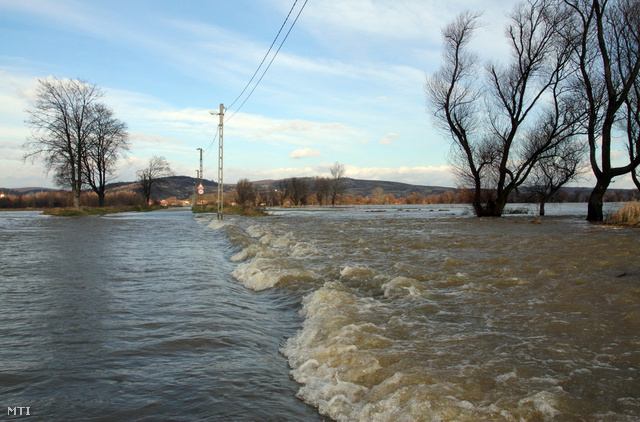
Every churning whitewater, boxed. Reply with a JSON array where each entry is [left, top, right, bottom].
[[209, 204, 640, 421]]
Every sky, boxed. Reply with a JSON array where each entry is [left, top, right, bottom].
[[0, 0, 636, 190]]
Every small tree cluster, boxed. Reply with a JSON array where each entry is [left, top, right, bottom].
[[24, 77, 130, 207]]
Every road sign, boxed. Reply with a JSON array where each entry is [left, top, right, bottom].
[[197, 184, 204, 195]]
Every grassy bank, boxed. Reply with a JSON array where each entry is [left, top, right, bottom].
[[43, 205, 165, 216], [192, 204, 268, 217], [605, 202, 640, 227]]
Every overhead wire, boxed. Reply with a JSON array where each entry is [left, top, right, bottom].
[[226, 0, 300, 111], [204, 129, 218, 157], [224, 0, 309, 123], [205, 0, 308, 157]]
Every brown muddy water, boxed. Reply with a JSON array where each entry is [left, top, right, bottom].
[[1, 204, 639, 421]]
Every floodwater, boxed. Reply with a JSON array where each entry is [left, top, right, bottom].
[[0, 209, 325, 421], [1, 203, 639, 421]]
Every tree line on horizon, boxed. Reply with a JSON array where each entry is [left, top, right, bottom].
[[2, 174, 638, 210]]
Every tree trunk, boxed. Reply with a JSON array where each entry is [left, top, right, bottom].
[[474, 190, 508, 217], [539, 201, 546, 216], [633, 171, 640, 193], [72, 186, 81, 208], [587, 179, 610, 222]]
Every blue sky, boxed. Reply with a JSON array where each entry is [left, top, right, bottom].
[[1, 0, 635, 190]]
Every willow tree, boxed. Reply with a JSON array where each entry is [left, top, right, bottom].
[[426, 0, 584, 216], [563, 0, 640, 220]]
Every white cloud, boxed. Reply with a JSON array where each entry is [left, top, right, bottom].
[[227, 112, 363, 147], [379, 133, 399, 145], [226, 165, 322, 183], [344, 164, 456, 187], [290, 148, 321, 159]]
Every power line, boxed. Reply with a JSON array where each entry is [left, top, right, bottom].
[[226, 0, 299, 111], [204, 129, 218, 157], [225, 0, 309, 123]]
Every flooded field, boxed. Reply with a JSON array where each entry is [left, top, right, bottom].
[[1, 203, 638, 421]]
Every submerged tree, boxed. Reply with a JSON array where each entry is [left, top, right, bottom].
[[426, 1, 584, 216], [563, 0, 640, 221], [137, 155, 173, 204]]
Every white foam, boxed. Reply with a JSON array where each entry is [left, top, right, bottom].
[[381, 276, 425, 298], [282, 283, 404, 421], [496, 370, 518, 383], [230, 258, 317, 291], [230, 244, 268, 262], [207, 220, 228, 230], [231, 258, 279, 290], [340, 265, 378, 280], [518, 389, 562, 418], [245, 224, 265, 238]]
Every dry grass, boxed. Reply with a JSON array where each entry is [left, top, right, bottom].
[[605, 202, 640, 227]]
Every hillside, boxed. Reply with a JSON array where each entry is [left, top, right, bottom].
[[244, 178, 453, 198]]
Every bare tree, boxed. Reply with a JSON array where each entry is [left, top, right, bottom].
[[83, 104, 129, 207], [329, 162, 346, 206], [524, 138, 586, 215], [314, 177, 330, 206], [24, 78, 103, 208], [623, 57, 640, 193], [236, 178, 256, 206], [563, 0, 640, 220], [281, 177, 309, 206], [426, 1, 582, 216], [372, 187, 385, 204], [137, 156, 173, 204]]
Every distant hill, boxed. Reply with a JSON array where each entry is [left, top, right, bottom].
[[243, 177, 453, 198], [10, 187, 63, 195], [343, 178, 452, 197]]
